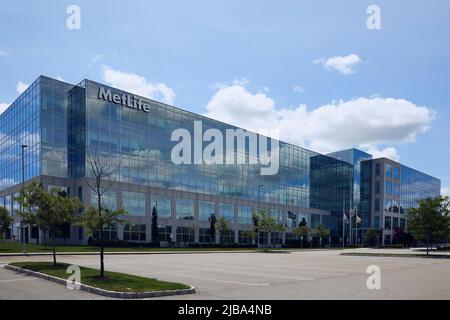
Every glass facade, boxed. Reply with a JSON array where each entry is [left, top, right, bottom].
[[0, 76, 441, 245]]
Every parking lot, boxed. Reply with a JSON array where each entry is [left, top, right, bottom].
[[1, 250, 450, 299]]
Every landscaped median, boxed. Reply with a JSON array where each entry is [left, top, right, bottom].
[[5, 262, 195, 299]]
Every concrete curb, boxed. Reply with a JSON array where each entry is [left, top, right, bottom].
[[4, 264, 196, 299], [0, 250, 258, 257]]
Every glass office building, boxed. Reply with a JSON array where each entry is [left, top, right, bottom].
[[0, 76, 441, 246]]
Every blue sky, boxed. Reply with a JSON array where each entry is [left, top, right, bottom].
[[1, 0, 449, 192]]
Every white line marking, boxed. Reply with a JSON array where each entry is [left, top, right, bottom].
[[0, 277, 38, 283]]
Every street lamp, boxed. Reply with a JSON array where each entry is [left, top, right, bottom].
[[21, 144, 28, 253], [257, 184, 264, 210]]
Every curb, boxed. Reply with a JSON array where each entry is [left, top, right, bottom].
[[0, 250, 257, 257], [4, 264, 196, 299]]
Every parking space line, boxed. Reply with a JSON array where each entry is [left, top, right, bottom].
[[152, 271, 271, 286]]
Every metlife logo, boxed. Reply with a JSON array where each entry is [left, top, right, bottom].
[[97, 86, 150, 113]]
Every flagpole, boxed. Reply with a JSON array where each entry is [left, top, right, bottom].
[[342, 189, 345, 248]]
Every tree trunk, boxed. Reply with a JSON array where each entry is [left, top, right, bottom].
[[51, 226, 56, 266], [426, 238, 429, 256], [300, 237, 303, 248]]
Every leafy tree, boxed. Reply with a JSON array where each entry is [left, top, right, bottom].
[[15, 181, 83, 265], [208, 213, 217, 244], [252, 210, 260, 246], [392, 227, 407, 247], [364, 228, 378, 247], [315, 224, 331, 247], [151, 206, 159, 246], [216, 216, 230, 244], [253, 210, 285, 247], [293, 225, 310, 248], [0, 206, 13, 240], [407, 196, 450, 255]]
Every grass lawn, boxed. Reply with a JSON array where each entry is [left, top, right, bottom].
[[0, 242, 257, 253], [10, 261, 190, 292]]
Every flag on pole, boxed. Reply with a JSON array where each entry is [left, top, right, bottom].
[[356, 214, 362, 224], [343, 211, 349, 223]]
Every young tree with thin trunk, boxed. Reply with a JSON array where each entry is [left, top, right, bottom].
[[84, 150, 122, 278], [216, 216, 230, 244]]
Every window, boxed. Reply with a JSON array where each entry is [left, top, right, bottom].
[[385, 181, 392, 195], [151, 195, 172, 218], [393, 217, 399, 229], [393, 167, 400, 180], [122, 191, 146, 216], [158, 226, 172, 242], [374, 216, 380, 228], [400, 218, 406, 230], [199, 228, 211, 243], [374, 198, 380, 212], [384, 216, 392, 229], [123, 224, 146, 241], [384, 199, 391, 212], [176, 226, 195, 243], [91, 190, 117, 211], [238, 230, 253, 244], [393, 183, 400, 197], [386, 163, 392, 178], [176, 198, 194, 220], [199, 201, 215, 221], [375, 163, 381, 176], [375, 181, 380, 194], [271, 232, 283, 245], [94, 225, 118, 241], [238, 205, 253, 224], [219, 203, 234, 223], [220, 230, 235, 243]]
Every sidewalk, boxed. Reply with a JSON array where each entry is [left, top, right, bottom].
[[341, 247, 450, 258]]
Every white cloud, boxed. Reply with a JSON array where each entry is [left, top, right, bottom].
[[16, 81, 29, 94], [0, 50, 7, 57], [314, 54, 362, 75], [293, 85, 305, 93], [204, 83, 435, 157], [101, 65, 175, 105], [441, 187, 450, 197], [0, 103, 9, 115]]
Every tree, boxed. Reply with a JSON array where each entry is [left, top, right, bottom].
[[208, 213, 217, 244], [293, 225, 310, 248], [151, 206, 159, 247], [0, 206, 13, 240], [364, 229, 378, 247], [299, 217, 307, 228], [253, 210, 285, 247], [15, 181, 83, 265], [252, 210, 260, 247], [407, 196, 450, 255], [392, 227, 407, 247], [78, 207, 127, 257], [216, 216, 230, 244], [315, 224, 331, 247], [84, 150, 121, 278]]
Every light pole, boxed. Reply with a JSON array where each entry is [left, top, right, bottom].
[[257, 184, 264, 248], [21, 144, 29, 253], [257, 184, 264, 210]]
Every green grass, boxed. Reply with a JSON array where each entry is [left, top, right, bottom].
[[0, 242, 257, 253], [10, 261, 190, 292]]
